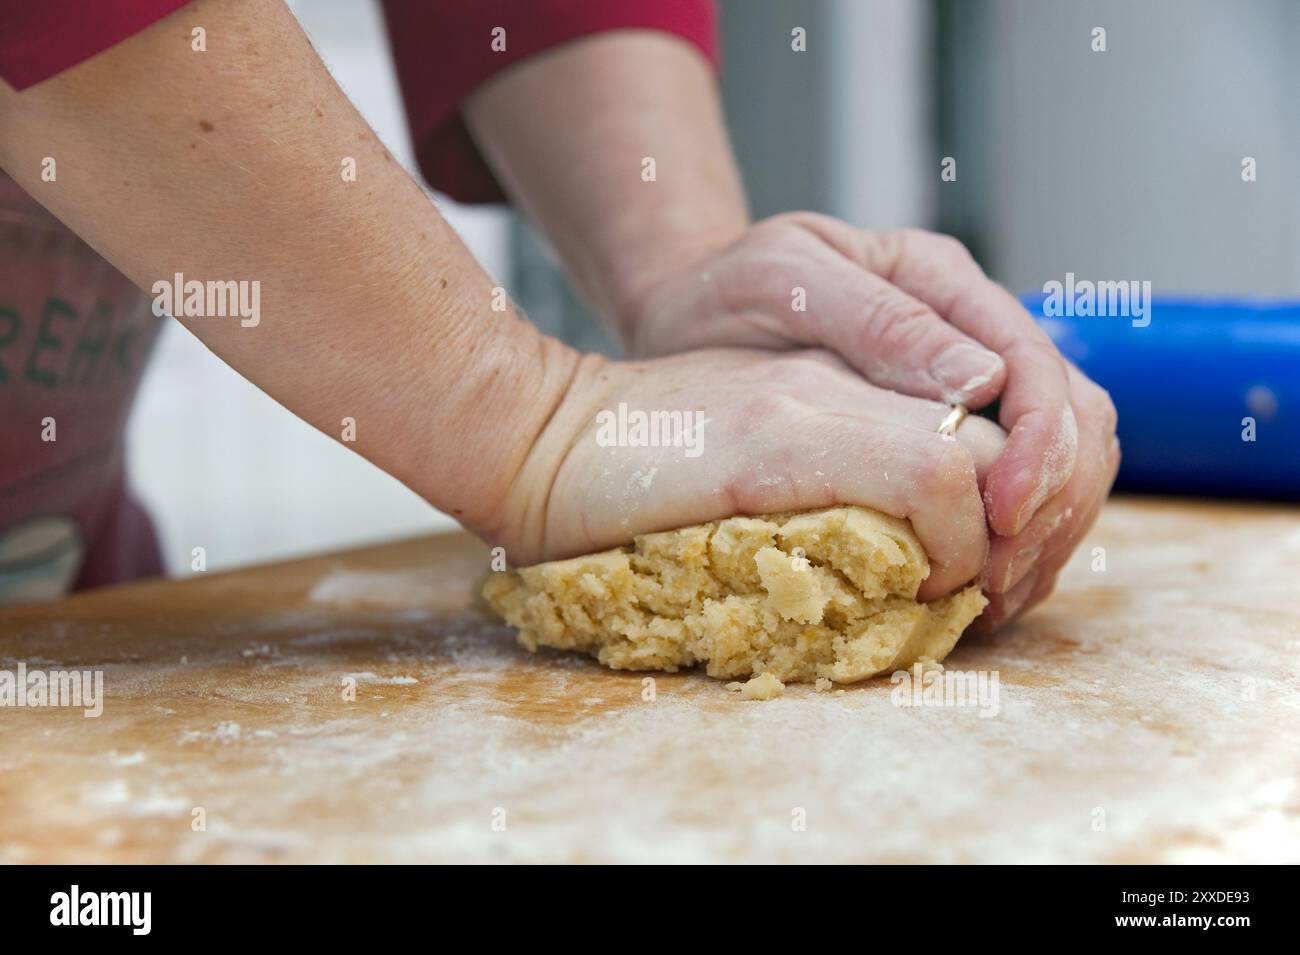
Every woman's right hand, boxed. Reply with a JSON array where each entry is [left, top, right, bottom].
[[489, 347, 1006, 603]]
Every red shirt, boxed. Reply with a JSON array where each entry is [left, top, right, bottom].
[[0, 0, 717, 597], [0, 0, 717, 200]]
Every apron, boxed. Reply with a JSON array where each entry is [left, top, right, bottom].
[[0, 172, 164, 603]]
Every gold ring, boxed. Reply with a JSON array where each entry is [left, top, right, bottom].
[[936, 405, 968, 438]]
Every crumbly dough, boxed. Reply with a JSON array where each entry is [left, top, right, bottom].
[[481, 507, 987, 685], [732, 672, 785, 700]]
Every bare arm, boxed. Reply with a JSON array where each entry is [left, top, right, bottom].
[[464, 30, 750, 342], [0, 0, 576, 542], [0, 1, 1004, 597]]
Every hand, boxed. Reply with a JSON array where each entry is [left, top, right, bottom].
[[976, 361, 1120, 629], [621, 212, 1118, 624], [492, 347, 1007, 602]]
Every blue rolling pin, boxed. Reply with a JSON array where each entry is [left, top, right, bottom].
[[1018, 293, 1300, 501]]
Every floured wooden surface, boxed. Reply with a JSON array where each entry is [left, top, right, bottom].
[[0, 498, 1297, 863]]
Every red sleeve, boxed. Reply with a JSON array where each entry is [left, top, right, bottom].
[[0, 0, 192, 90], [380, 0, 719, 204]]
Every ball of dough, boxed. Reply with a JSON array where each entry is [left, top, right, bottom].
[[481, 506, 987, 685]]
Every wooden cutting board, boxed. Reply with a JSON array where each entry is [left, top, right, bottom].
[[1, 497, 1297, 863]]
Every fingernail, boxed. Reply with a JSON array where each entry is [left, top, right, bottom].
[[931, 343, 1004, 404], [1001, 568, 1039, 621]]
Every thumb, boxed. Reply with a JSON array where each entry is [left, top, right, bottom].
[[810, 262, 1006, 407]]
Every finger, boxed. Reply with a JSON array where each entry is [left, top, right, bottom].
[[852, 226, 1079, 537], [707, 411, 990, 601], [977, 497, 1097, 633], [976, 435, 1116, 631], [774, 214, 1009, 407], [1015, 571, 1059, 624], [906, 437, 992, 601], [952, 414, 1006, 490], [987, 370, 1120, 595], [809, 365, 1008, 485], [990, 432, 1117, 596], [805, 261, 1007, 406], [972, 567, 1042, 634], [980, 509, 1085, 632]]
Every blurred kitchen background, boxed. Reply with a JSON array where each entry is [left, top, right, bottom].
[[127, 0, 1300, 573]]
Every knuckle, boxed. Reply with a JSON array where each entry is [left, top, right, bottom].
[[778, 350, 844, 377], [748, 213, 798, 244], [1076, 375, 1115, 416], [1094, 387, 1119, 435], [935, 232, 973, 261], [894, 227, 931, 248], [904, 228, 971, 262], [763, 210, 812, 230], [738, 390, 805, 423], [750, 211, 833, 253], [861, 229, 907, 273]]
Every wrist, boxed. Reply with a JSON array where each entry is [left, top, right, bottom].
[[380, 302, 583, 545], [604, 222, 743, 351], [481, 348, 614, 563]]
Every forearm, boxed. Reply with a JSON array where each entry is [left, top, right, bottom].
[[464, 30, 749, 344], [0, 0, 575, 537]]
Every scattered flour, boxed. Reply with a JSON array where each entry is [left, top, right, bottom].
[[308, 569, 465, 609], [345, 672, 419, 686]]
